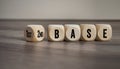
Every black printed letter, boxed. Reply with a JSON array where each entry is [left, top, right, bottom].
[[87, 29, 91, 38], [55, 29, 59, 38], [37, 30, 43, 38], [71, 29, 75, 38], [103, 29, 107, 38]]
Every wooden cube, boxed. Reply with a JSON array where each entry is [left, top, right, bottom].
[[80, 24, 96, 41], [64, 24, 81, 41], [95, 24, 112, 41], [48, 25, 65, 41], [24, 25, 45, 42]]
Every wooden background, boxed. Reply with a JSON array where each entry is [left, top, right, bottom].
[[0, 20, 120, 69]]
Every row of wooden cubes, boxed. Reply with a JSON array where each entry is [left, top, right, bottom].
[[24, 24, 112, 42]]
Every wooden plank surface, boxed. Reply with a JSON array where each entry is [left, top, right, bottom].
[[0, 20, 120, 69]]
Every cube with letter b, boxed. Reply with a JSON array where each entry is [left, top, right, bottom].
[[48, 25, 65, 41], [24, 25, 45, 42]]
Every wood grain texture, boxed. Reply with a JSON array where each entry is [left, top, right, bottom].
[[0, 20, 120, 69]]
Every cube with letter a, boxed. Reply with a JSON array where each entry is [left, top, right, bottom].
[[64, 24, 81, 41]]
